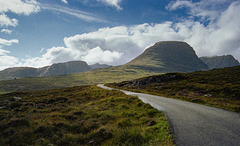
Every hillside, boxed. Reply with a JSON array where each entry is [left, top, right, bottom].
[[107, 65, 240, 112], [0, 85, 173, 145], [0, 61, 110, 80], [200, 55, 240, 69], [123, 41, 209, 72], [0, 41, 220, 93]]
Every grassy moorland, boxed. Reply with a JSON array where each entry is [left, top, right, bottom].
[[0, 85, 173, 145], [0, 67, 157, 93], [107, 66, 240, 112]]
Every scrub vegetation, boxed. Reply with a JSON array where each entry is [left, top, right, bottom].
[[0, 85, 173, 145], [108, 66, 240, 112]]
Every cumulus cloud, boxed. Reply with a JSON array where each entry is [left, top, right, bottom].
[[60, 1, 240, 65], [21, 45, 121, 68], [0, 55, 20, 71], [23, 47, 77, 67], [0, 0, 39, 27], [0, 0, 40, 15], [97, 0, 122, 10], [61, 0, 68, 4], [0, 14, 18, 27], [0, 48, 21, 70], [0, 48, 9, 55], [166, 0, 240, 59], [82, 46, 122, 64], [0, 0, 40, 70], [0, 38, 19, 46], [1, 0, 240, 70], [1, 29, 12, 34]]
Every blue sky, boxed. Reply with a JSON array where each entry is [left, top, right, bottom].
[[0, 0, 240, 70]]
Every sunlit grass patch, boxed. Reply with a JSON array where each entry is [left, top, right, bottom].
[[0, 85, 174, 145]]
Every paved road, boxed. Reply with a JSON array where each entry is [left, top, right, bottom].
[[97, 84, 240, 146]]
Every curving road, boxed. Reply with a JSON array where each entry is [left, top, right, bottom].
[[97, 84, 240, 146]]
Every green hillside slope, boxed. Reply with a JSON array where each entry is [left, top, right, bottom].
[[108, 65, 240, 112], [0, 41, 211, 93]]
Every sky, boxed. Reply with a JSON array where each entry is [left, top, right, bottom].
[[0, 0, 240, 70]]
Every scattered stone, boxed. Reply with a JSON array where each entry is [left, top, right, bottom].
[[88, 139, 95, 144], [0, 106, 6, 109], [10, 97, 22, 102], [204, 94, 213, 97]]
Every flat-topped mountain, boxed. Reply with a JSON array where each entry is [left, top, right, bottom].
[[0, 61, 110, 80], [40, 61, 90, 76], [123, 41, 209, 72], [200, 55, 240, 69]]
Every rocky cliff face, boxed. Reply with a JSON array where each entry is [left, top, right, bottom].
[[41, 61, 90, 76], [0, 61, 110, 80], [123, 41, 209, 73], [200, 55, 240, 69]]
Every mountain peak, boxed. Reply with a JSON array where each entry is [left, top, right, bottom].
[[124, 41, 209, 73], [200, 55, 240, 69]]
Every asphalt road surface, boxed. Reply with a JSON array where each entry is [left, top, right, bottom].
[[97, 84, 240, 146]]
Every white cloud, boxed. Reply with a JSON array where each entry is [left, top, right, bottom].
[[165, 0, 240, 59], [0, 48, 9, 55], [61, 1, 240, 65], [1, 0, 240, 70], [41, 4, 106, 22], [23, 46, 75, 67], [0, 48, 21, 70], [0, 38, 19, 46], [0, 14, 18, 27], [62, 23, 186, 65], [0, 0, 39, 27], [82, 46, 122, 64], [61, 0, 68, 4], [0, 0, 40, 15], [166, 0, 232, 22], [97, 0, 122, 10], [1, 29, 12, 34], [0, 55, 20, 71]]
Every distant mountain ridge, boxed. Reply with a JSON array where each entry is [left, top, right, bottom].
[[0, 61, 110, 80], [123, 41, 209, 72], [89, 63, 111, 70], [1, 41, 240, 93], [1, 41, 239, 83], [200, 55, 240, 69]]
